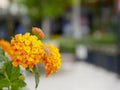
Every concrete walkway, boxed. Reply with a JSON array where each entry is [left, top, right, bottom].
[[24, 61, 120, 90]]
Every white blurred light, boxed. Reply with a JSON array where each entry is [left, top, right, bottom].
[[9, 3, 18, 15], [9, 3, 27, 15], [76, 44, 88, 60], [0, 0, 9, 9]]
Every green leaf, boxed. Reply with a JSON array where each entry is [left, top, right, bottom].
[[11, 86, 19, 90], [32, 66, 40, 88], [10, 65, 20, 81], [12, 79, 26, 90], [0, 54, 7, 62], [0, 61, 25, 89], [0, 47, 5, 55], [0, 47, 7, 62], [4, 61, 12, 78], [0, 69, 3, 74], [5, 61, 20, 81], [0, 74, 10, 88], [26, 68, 32, 73], [0, 73, 4, 78], [35, 71, 40, 88], [14, 80, 26, 87], [0, 78, 10, 88]]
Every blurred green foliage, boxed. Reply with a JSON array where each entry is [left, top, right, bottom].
[[15, 0, 72, 19], [79, 33, 116, 44], [59, 33, 116, 53], [59, 37, 77, 53]]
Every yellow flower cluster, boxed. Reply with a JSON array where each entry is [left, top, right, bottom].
[[0, 27, 62, 77], [41, 44, 61, 77], [10, 33, 45, 68]]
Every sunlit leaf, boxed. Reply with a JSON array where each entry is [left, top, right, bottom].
[[12, 79, 26, 89]]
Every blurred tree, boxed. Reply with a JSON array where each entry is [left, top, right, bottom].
[[14, 0, 72, 38], [15, 0, 72, 19]]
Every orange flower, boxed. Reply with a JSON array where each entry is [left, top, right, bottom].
[[41, 44, 61, 77], [32, 27, 44, 38], [0, 39, 13, 59], [12, 59, 21, 67]]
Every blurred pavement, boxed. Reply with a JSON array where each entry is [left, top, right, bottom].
[[25, 53, 120, 90]]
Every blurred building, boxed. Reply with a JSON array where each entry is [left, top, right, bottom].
[[51, 0, 115, 38], [0, 0, 29, 39], [81, 0, 114, 34], [0, 0, 116, 39]]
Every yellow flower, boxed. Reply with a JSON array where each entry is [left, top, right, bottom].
[[10, 32, 44, 69], [24, 40, 31, 46], [15, 34, 23, 42], [41, 44, 61, 77], [24, 46, 31, 53], [31, 48, 38, 54]]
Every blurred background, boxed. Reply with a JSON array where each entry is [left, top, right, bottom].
[[1, 0, 120, 90]]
